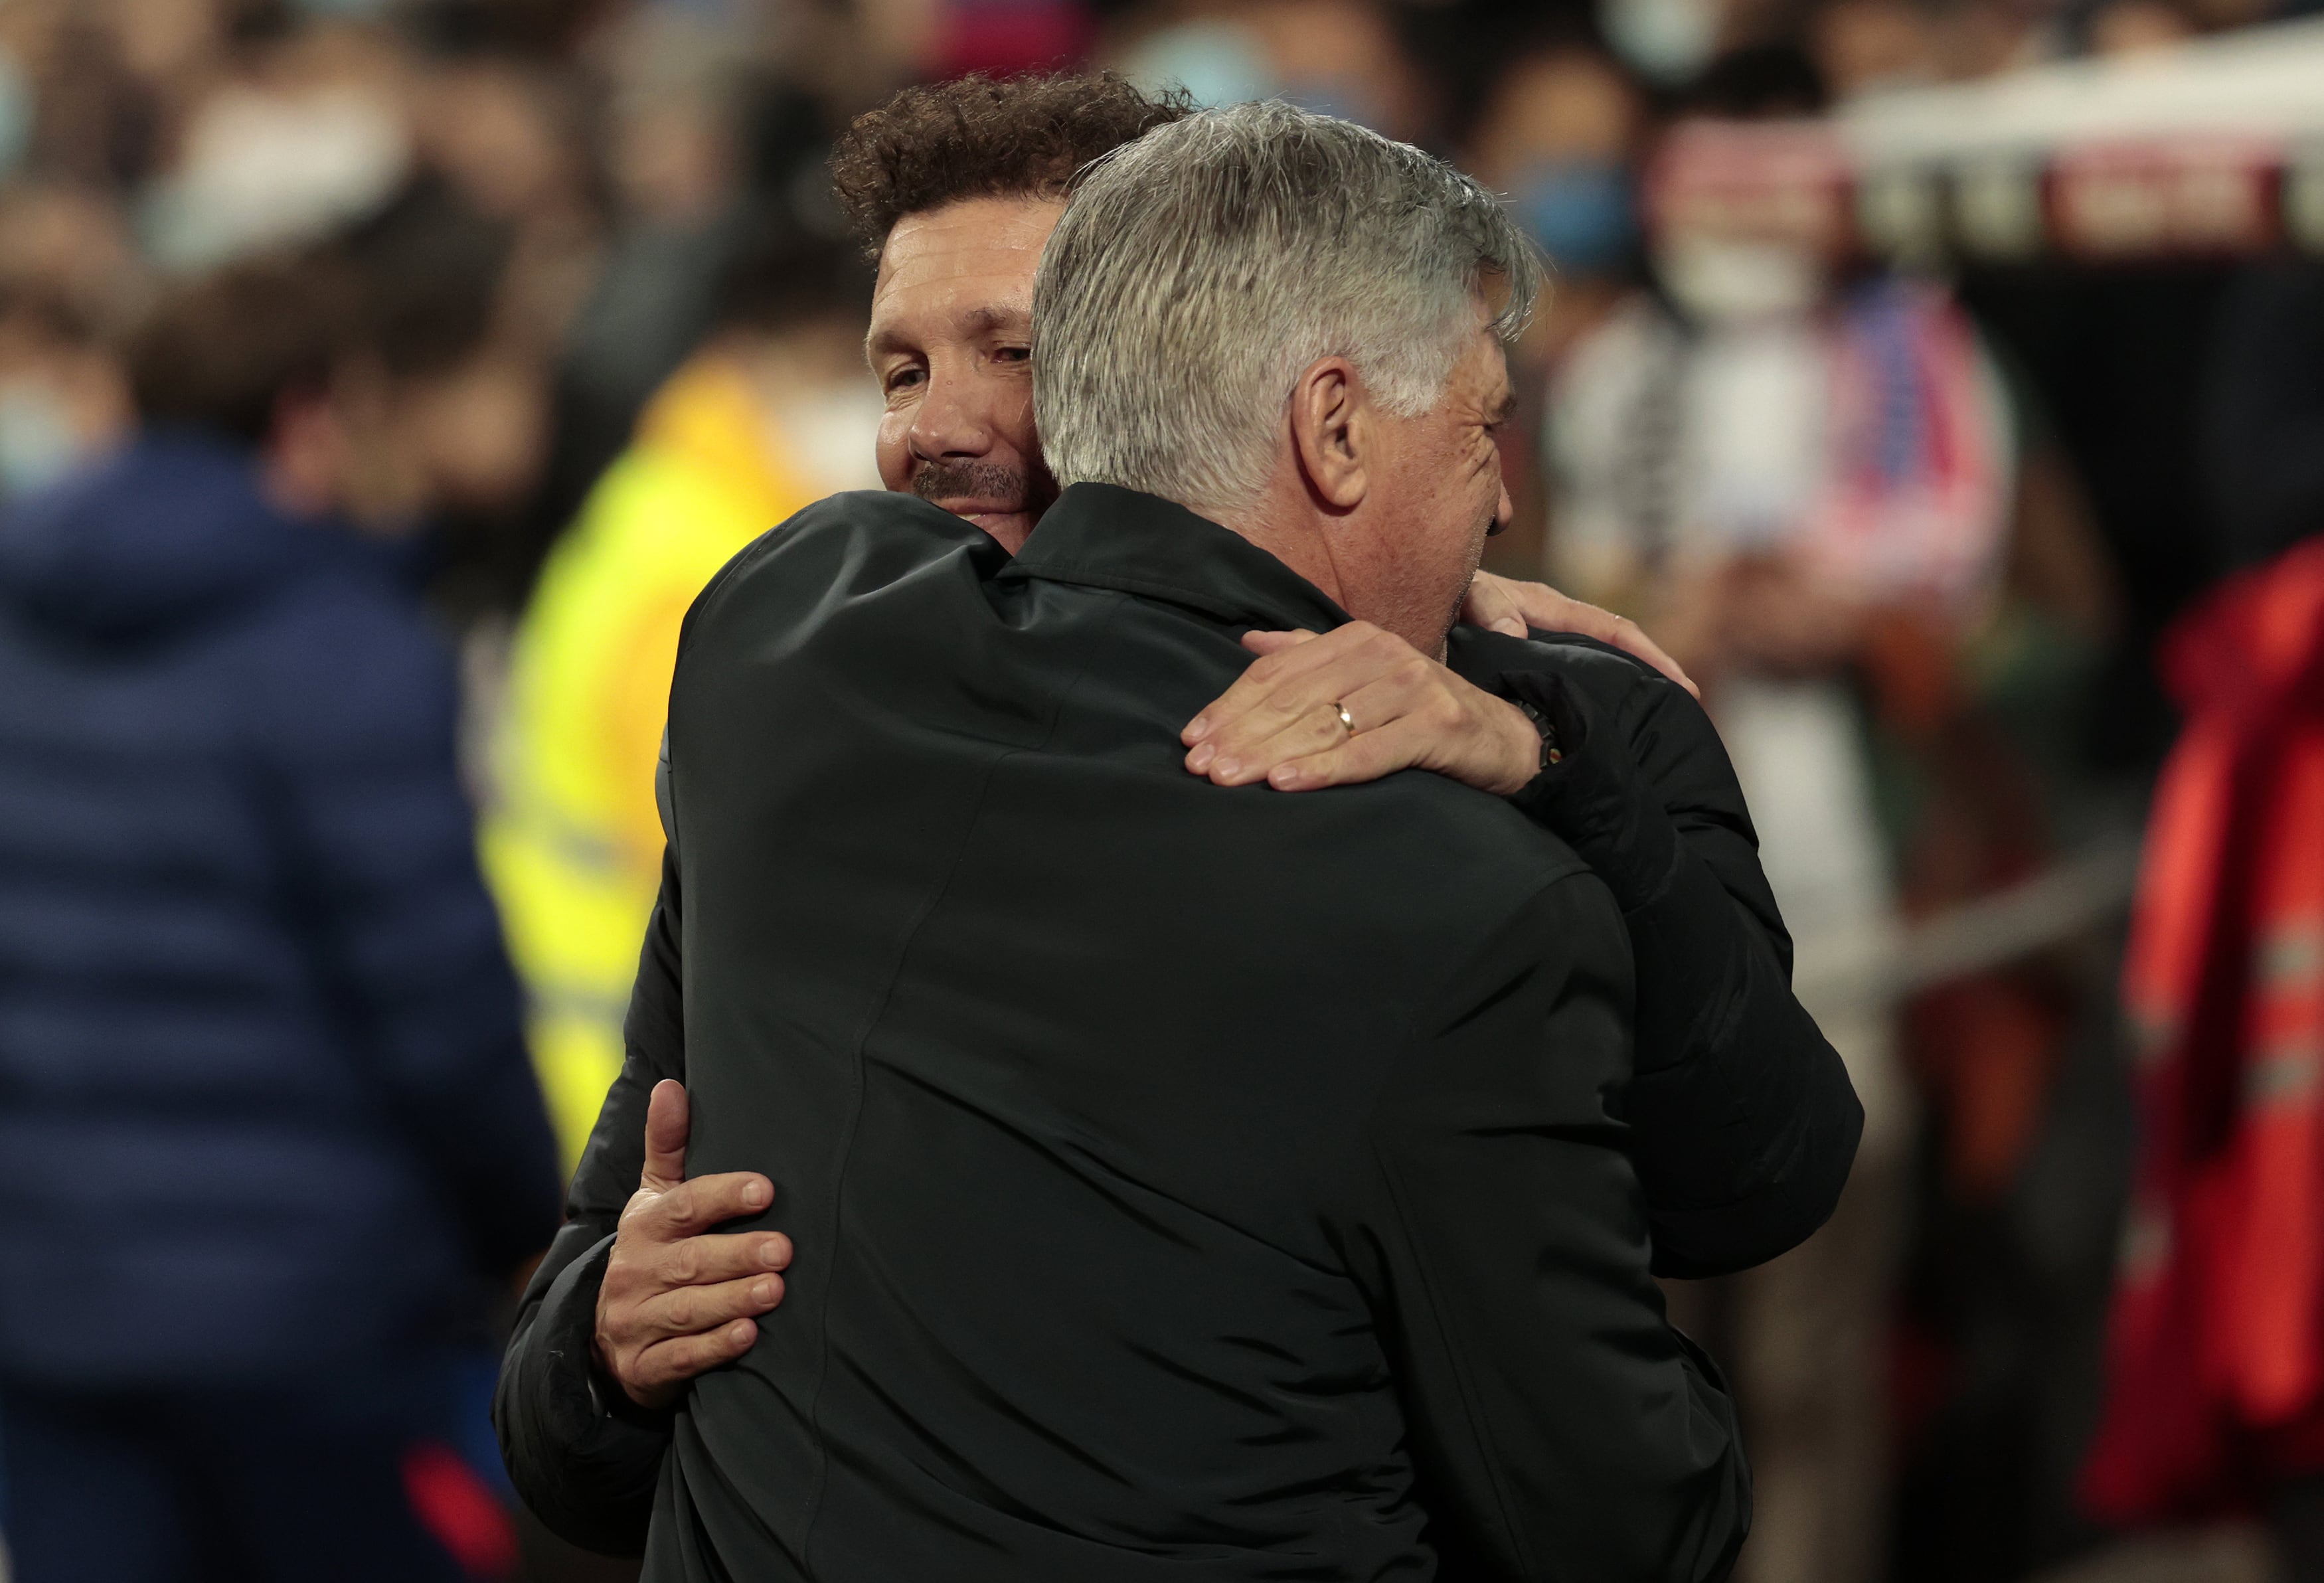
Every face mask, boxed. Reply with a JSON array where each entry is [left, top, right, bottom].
[[1601, 0, 1719, 84], [1123, 22, 1277, 108], [1657, 238, 1827, 322], [143, 86, 409, 272], [0, 380, 90, 499], [1511, 161, 1637, 278]]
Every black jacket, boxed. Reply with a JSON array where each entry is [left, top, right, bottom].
[[499, 484, 1758, 1580], [1479, 629, 1861, 1276]]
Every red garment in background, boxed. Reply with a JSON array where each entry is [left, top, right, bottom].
[[931, 0, 1092, 78], [2084, 537, 2324, 1523]]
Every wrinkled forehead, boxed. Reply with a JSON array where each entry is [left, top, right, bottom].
[[865, 195, 1062, 355], [1448, 305, 1517, 413]]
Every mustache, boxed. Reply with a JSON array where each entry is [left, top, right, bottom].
[[910, 459, 1034, 507]]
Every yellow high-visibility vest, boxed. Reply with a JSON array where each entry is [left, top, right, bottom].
[[483, 352, 822, 1169]]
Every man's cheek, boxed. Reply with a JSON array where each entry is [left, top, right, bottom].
[[875, 414, 914, 491], [997, 387, 1041, 463]]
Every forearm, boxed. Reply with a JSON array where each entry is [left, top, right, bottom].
[[1508, 740, 1859, 1272], [495, 1230, 667, 1554], [1618, 847, 1863, 1276], [495, 871, 688, 1548], [1477, 637, 1863, 1275], [493, 1038, 679, 1550]]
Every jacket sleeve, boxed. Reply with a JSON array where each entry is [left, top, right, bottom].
[[1342, 871, 1750, 1582], [1450, 626, 1863, 1278], [493, 844, 687, 1555], [256, 593, 561, 1280]]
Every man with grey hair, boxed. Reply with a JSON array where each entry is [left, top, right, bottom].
[[1036, 100, 1546, 670], [508, 101, 1750, 1582]]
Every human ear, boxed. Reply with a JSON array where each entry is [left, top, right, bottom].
[[1287, 357, 1367, 512]]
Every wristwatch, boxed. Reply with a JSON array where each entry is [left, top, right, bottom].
[[1511, 695, 1563, 778]]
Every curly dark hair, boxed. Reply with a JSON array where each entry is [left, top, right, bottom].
[[829, 72, 1192, 257]]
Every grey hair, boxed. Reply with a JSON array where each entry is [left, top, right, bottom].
[[1031, 100, 1542, 521]]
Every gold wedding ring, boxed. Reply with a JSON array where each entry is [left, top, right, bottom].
[[1334, 702, 1357, 737]]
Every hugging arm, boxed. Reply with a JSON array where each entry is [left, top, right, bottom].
[[1187, 616, 1862, 1278], [1463, 628, 1863, 1278], [493, 852, 686, 1556]]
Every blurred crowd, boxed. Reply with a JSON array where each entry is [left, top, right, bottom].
[[0, 0, 2320, 1579]]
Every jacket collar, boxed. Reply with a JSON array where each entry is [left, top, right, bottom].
[[1004, 482, 1349, 633]]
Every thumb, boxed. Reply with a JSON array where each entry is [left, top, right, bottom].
[[641, 1078, 691, 1191], [1241, 628, 1320, 655], [1461, 577, 1529, 638]]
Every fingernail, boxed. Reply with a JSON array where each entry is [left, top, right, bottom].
[[1213, 758, 1240, 780], [1270, 765, 1303, 790], [764, 1236, 791, 1268], [1496, 618, 1525, 637], [1187, 742, 1214, 773], [742, 1179, 770, 1209], [1186, 715, 1210, 741], [754, 1279, 779, 1305], [730, 1320, 755, 1344]]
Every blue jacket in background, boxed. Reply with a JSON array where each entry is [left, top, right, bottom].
[[0, 432, 561, 1388]]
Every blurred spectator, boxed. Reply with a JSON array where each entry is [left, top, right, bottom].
[[1600, 0, 1725, 85], [139, 19, 415, 273], [1240, 0, 1432, 138], [0, 282, 131, 500], [928, 0, 1096, 78], [2086, 0, 2199, 52], [1538, 43, 2070, 1583], [2081, 535, 2324, 1581], [520, 22, 837, 609], [1463, 45, 1648, 572], [1113, 0, 1428, 137], [1811, 0, 1942, 96], [0, 196, 560, 1580], [483, 224, 876, 1165], [415, 52, 602, 351], [11, 2, 165, 192], [1469, 46, 1645, 354], [1117, 15, 1280, 106], [0, 181, 145, 323], [2078, 256, 2324, 1582]]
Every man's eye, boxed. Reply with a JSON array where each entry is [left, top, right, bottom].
[[886, 367, 926, 392], [993, 346, 1031, 365]]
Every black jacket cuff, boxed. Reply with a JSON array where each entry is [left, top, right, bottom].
[[495, 1233, 669, 1554], [1502, 669, 1685, 917]]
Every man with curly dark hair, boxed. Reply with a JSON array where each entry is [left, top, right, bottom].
[[497, 75, 1861, 1570], [829, 72, 1190, 548], [828, 73, 1192, 262]]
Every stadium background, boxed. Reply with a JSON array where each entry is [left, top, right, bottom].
[[1, 0, 2321, 1578]]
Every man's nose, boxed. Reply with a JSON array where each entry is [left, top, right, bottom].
[[908, 376, 995, 461], [1490, 484, 1515, 535]]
